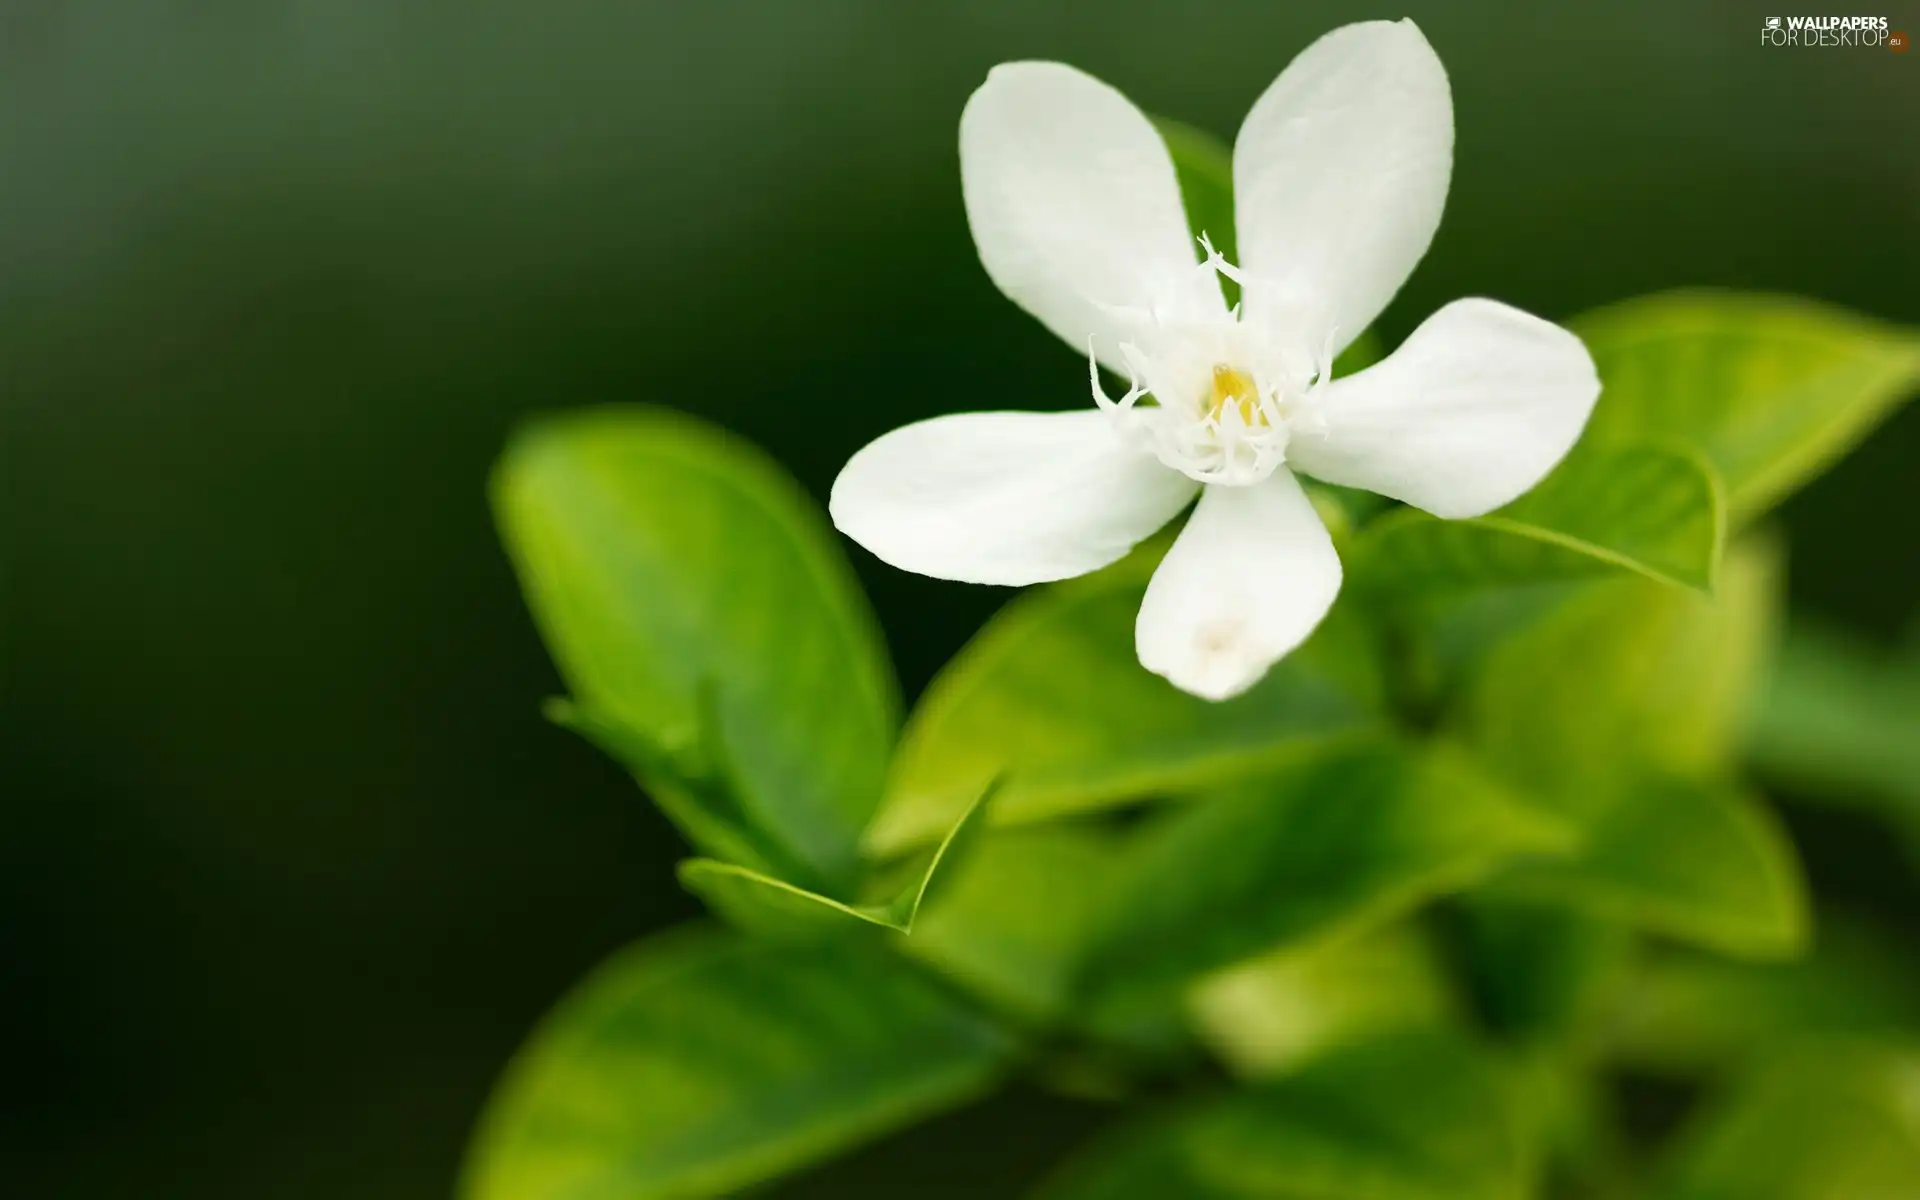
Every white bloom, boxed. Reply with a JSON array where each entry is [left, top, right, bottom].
[[830, 20, 1600, 701]]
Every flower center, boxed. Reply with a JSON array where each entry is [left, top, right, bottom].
[[1085, 237, 1335, 487], [1206, 364, 1264, 426], [1092, 349, 1301, 487]]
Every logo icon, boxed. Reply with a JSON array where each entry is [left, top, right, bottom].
[[1892, 29, 1910, 52], [1765, 17, 1781, 30]]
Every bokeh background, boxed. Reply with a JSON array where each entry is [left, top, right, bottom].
[[4, 1, 1915, 1195]]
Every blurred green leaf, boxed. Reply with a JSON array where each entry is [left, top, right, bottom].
[[1452, 536, 1803, 957], [1078, 741, 1570, 1029], [1747, 621, 1920, 841], [1452, 897, 1635, 1047], [1609, 920, 1920, 1077], [1657, 1039, 1920, 1200], [1450, 904, 1638, 1195], [904, 824, 1127, 1026], [1036, 1030, 1529, 1200], [1333, 327, 1389, 377], [1459, 536, 1781, 789], [1508, 1054, 1632, 1200], [865, 549, 1387, 854], [1189, 923, 1457, 1080], [678, 778, 997, 938], [493, 407, 898, 892], [462, 927, 1012, 1200], [1571, 291, 1920, 523], [1491, 774, 1807, 960], [1351, 440, 1724, 599]]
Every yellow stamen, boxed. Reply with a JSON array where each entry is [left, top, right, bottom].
[[1207, 364, 1264, 425]]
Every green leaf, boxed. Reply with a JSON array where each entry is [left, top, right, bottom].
[[493, 407, 897, 893], [1458, 536, 1782, 790], [676, 859, 899, 939], [902, 745, 1554, 1053], [1609, 920, 1920, 1077], [903, 824, 1127, 1026], [1036, 1031, 1529, 1200], [1746, 621, 1920, 832], [1658, 1039, 1920, 1200], [1490, 774, 1807, 960], [1571, 290, 1920, 523], [678, 779, 999, 939], [1451, 537, 1804, 958], [901, 747, 1550, 1059], [874, 773, 999, 927], [1506, 1054, 1632, 1200], [1449, 898, 1634, 1047], [865, 549, 1387, 854], [547, 696, 787, 878], [1077, 741, 1571, 1029], [1350, 439, 1725, 599], [462, 927, 1013, 1200], [1189, 923, 1457, 1080]]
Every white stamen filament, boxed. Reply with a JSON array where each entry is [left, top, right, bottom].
[[1088, 238, 1336, 487]]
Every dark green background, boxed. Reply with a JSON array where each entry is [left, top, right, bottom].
[[4, 2, 1915, 1195]]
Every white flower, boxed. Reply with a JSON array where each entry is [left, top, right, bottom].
[[830, 20, 1601, 701]]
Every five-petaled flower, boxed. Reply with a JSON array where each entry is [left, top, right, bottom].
[[830, 20, 1601, 701]]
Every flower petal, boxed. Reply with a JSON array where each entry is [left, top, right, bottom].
[[961, 62, 1226, 370], [1289, 298, 1602, 519], [1233, 19, 1452, 356], [830, 410, 1197, 587], [1135, 471, 1341, 701]]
